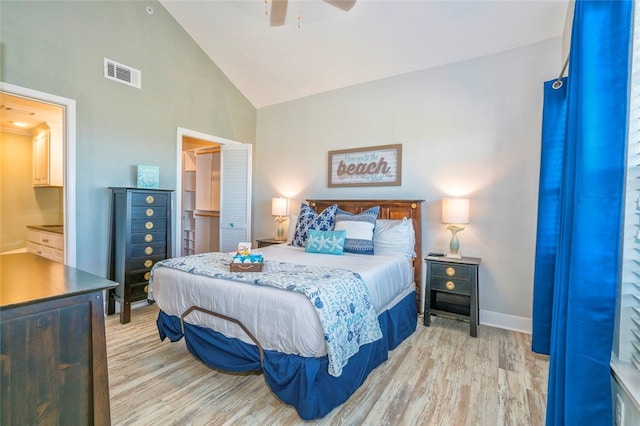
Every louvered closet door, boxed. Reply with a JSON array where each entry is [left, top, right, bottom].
[[219, 143, 252, 252]]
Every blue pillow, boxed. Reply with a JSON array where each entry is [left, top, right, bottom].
[[333, 206, 380, 255], [291, 203, 338, 247], [305, 229, 346, 255]]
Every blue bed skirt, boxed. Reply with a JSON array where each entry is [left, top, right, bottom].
[[156, 291, 417, 420]]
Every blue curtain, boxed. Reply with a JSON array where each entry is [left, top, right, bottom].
[[532, 0, 632, 425], [532, 77, 567, 355]]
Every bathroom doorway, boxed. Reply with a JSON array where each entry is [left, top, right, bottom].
[[0, 82, 77, 266]]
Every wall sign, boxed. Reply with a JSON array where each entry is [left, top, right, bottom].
[[328, 144, 402, 187]]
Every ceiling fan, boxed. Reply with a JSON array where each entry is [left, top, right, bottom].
[[267, 0, 357, 27]]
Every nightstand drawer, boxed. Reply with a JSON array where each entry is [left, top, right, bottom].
[[431, 277, 471, 295], [431, 263, 473, 280]]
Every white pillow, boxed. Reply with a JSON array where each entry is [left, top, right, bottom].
[[373, 218, 416, 258], [286, 214, 298, 244]]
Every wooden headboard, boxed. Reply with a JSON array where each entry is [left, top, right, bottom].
[[307, 199, 424, 308]]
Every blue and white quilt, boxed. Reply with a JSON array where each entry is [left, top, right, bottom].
[[151, 252, 383, 377]]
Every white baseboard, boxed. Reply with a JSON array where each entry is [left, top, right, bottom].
[[480, 310, 532, 334]]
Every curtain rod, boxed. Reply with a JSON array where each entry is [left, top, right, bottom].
[[552, 55, 570, 89]]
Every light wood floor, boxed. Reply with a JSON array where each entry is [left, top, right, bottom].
[[106, 305, 549, 425]]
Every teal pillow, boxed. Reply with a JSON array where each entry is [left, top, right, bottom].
[[304, 229, 347, 255]]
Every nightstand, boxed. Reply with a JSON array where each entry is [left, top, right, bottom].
[[256, 238, 286, 248], [424, 256, 481, 337]]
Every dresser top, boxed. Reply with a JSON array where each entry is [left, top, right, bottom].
[[109, 187, 174, 192], [0, 253, 117, 309]]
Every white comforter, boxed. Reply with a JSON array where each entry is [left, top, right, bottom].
[[151, 243, 413, 357]]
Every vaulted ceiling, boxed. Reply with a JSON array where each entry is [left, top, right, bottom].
[[159, 0, 570, 108]]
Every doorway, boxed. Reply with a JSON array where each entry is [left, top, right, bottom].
[[181, 136, 221, 256], [174, 127, 251, 257], [0, 82, 77, 266]]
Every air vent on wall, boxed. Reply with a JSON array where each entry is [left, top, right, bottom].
[[104, 58, 141, 89]]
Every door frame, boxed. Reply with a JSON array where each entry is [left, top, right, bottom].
[[1, 82, 77, 266], [174, 127, 240, 257]]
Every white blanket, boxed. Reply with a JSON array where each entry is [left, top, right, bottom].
[[151, 244, 413, 357]]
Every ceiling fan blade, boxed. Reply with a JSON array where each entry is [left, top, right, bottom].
[[323, 0, 357, 12], [270, 0, 288, 26]]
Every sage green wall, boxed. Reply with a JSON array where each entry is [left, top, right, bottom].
[[0, 131, 62, 252], [1, 1, 256, 275]]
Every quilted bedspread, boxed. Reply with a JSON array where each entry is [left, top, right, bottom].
[[150, 252, 383, 377]]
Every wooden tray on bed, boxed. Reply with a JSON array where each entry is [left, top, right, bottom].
[[230, 261, 263, 272]]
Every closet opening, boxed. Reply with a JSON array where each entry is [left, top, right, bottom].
[[181, 138, 221, 256], [174, 127, 252, 258]]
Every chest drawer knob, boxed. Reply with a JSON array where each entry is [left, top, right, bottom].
[[146, 195, 154, 204], [145, 246, 153, 255], [144, 285, 149, 293], [144, 259, 153, 268], [446, 267, 456, 277], [446, 281, 456, 290], [146, 208, 154, 217], [145, 234, 153, 242], [144, 271, 151, 281], [145, 221, 154, 230]]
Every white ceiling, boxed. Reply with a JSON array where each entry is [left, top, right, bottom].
[[0, 94, 63, 135], [159, 0, 570, 109]]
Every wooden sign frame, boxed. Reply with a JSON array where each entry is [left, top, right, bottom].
[[327, 144, 402, 187]]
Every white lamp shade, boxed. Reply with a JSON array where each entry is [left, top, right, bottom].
[[442, 197, 469, 224], [272, 197, 289, 216]]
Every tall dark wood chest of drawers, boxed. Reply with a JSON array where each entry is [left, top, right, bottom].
[[107, 187, 173, 324]]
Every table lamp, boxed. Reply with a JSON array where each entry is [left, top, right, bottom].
[[272, 197, 289, 241], [442, 197, 469, 259]]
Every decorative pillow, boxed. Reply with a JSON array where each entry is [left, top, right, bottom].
[[373, 218, 416, 258], [304, 229, 346, 255], [333, 206, 380, 255], [291, 203, 338, 247]]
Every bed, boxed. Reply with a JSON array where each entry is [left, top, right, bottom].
[[150, 199, 423, 420]]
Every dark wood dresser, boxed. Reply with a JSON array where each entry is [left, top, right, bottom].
[[107, 187, 173, 324], [0, 253, 116, 425]]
